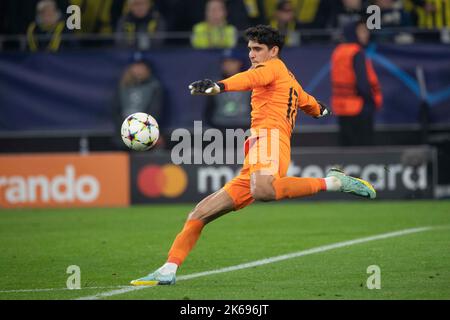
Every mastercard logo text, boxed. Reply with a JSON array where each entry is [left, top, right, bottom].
[[137, 165, 188, 198]]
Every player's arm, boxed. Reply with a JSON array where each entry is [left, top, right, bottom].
[[189, 63, 276, 95], [219, 64, 276, 91], [297, 89, 331, 119]]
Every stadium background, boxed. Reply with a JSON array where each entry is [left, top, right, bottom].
[[1, 0, 449, 207], [0, 0, 449, 301]]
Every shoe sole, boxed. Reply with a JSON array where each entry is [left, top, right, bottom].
[[130, 279, 176, 286], [130, 280, 159, 286]]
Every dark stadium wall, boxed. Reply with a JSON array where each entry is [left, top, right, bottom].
[[0, 44, 450, 133]]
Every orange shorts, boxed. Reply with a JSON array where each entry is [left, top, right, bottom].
[[223, 130, 291, 211]]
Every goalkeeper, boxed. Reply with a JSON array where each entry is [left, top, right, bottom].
[[131, 25, 376, 286]]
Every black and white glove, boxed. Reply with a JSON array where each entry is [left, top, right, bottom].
[[188, 79, 224, 95], [314, 101, 332, 118]]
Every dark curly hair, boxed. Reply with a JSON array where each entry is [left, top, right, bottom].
[[244, 25, 284, 53]]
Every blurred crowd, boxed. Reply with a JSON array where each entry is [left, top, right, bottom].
[[1, 0, 450, 51]]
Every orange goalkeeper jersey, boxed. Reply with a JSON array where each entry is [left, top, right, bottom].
[[219, 58, 321, 144]]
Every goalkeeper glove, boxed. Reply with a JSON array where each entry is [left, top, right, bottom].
[[314, 101, 332, 118], [188, 79, 224, 95]]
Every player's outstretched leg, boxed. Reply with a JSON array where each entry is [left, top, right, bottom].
[[266, 168, 376, 201], [326, 167, 376, 199], [130, 189, 235, 286]]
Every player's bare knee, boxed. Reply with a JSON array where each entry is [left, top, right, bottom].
[[187, 198, 219, 223], [186, 189, 234, 223], [187, 211, 207, 224], [251, 184, 276, 201], [250, 172, 276, 201], [187, 205, 207, 221]]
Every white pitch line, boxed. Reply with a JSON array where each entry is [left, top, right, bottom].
[[76, 226, 435, 300], [0, 286, 129, 294]]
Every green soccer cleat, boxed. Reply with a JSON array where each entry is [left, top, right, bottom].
[[327, 168, 376, 199], [130, 270, 176, 286]]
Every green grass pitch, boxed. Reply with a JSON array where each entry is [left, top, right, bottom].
[[0, 200, 449, 300]]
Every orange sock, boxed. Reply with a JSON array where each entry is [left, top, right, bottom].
[[272, 177, 326, 200], [167, 219, 205, 266]]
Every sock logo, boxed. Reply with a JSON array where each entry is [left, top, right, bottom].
[[137, 165, 187, 198]]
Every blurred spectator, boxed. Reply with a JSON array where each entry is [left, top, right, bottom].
[[26, 0, 71, 52], [264, 0, 332, 28], [372, 0, 414, 43], [191, 0, 238, 49], [296, 0, 333, 29], [270, 1, 300, 46], [241, 0, 268, 26], [1, 0, 68, 35], [70, 0, 126, 35], [226, 0, 268, 31], [113, 52, 165, 149], [116, 0, 167, 50], [264, 0, 288, 20], [374, 0, 413, 27], [330, 21, 383, 146], [403, 0, 450, 28], [332, 0, 367, 30], [204, 49, 251, 130]]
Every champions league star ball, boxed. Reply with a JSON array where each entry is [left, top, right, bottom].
[[121, 112, 160, 151]]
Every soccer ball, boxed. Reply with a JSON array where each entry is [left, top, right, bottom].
[[121, 112, 160, 151]]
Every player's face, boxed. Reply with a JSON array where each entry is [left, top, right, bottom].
[[248, 40, 279, 66]]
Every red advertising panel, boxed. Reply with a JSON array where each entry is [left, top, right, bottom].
[[0, 153, 129, 208]]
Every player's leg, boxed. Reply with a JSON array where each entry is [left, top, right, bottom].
[[249, 130, 376, 200], [249, 139, 329, 201], [166, 188, 235, 268], [250, 144, 375, 201], [130, 189, 235, 286], [250, 170, 326, 201], [162, 176, 254, 272], [251, 169, 376, 201]]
